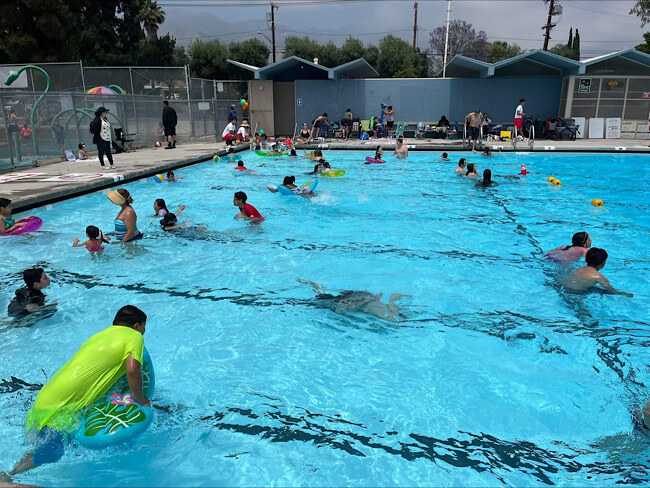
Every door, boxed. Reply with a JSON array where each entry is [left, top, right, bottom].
[[273, 82, 295, 137], [249, 80, 274, 136]]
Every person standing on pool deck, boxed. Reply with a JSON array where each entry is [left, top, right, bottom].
[[107, 189, 143, 242], [162, 101, 177, 150], [89, 107, 113, 168], [90, 107, 113, 167], [514, 98, 525, 140], [1, 306, 150, 481], [233, 191, 264, 223]]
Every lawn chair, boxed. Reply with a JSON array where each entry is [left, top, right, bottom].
[[359, 119, 371, 138], [402, 122, 418, 138], [394, 121, 406, 138]]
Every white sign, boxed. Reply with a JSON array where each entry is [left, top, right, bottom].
[[296, 97, 303, 106], [0, 66, 28, 88], [198, 102, 210, 111], [588, 117, 605, 139], [573, 116, 586, 139], [216, 82, 224, 93], [605, 118, 621, 139]]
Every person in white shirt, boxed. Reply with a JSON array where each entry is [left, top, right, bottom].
[[237, 120, 250, 142], [222, 121, 236, 145], [514, 98, 525, 139]]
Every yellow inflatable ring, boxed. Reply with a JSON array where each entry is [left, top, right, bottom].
[[591, 199, 604, 207]]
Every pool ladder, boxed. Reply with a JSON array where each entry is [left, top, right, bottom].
[[512, 124, 535, 151]]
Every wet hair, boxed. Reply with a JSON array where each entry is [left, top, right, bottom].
[[482, 169, 492, 184], [234, 191, 247, 202], [397, 137, 404, 144], [442, 152, 448, 158], [323, 161, 331, 168], [457, 159, 466, 168], [483, 146, 491, 155], [571, 231, 590, 248], [0, 197, 11, 209], [78, 143, 86, 150], [163, 100, 169, 106], [154, 199, 168, 213], [86, 225, 101, 239], [166, 170, 175, 178], [466, 163, 476, 175], [290, 148, 297, 156], [23, 268, 44, 289], [585, 248, 608, 268], [282, 176, 294, 185], [117, 189, 133, 205], [314, 149, 323, 157], [237, 161, 244, 167], [160, 212, 177, 228], [113, 305, 147, 327]]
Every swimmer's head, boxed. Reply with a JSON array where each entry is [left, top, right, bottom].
[[397, 137, 404, 144], [314, 149, 323, 157], [234, 191, 247, 207], [323, 161, 331, 168], [572, 231, 591, 248], [290, 148, 297, 156], [237, 161, 245, 167], [442, 152, 448, 158], [86, 225, 101, 239], [113, 305, 147, 334], [586, 247, 608, 269], [482, 168, 492, 184], [282, 176, 293, 185], [23, 267, 49, 290], [0, 197, 12, 216], [154, 198, 168, 213], [160, 212, 177, 229], [466, 163, 476, 175], [166, 170, 175, 178], [458, 158, 466, 168]]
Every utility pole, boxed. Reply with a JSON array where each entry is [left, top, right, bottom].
[[542, 0, 556, 51], [270, 2, 277, 63], [442, 0, 452, 78], [412, 1, 418, 50]]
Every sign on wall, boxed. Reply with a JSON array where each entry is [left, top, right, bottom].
[[605, 118, 621, 139], [577, 78, 592, 93], [296, 97, 303, 106], [198, 102, 210, 111], [216, 82, 224, 93]]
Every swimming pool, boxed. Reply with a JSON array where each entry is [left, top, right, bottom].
[[2, 149, 649, 486]]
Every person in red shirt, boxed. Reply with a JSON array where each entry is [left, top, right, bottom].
[[235, 161, 247, 172], [233, 191, 264, 222]]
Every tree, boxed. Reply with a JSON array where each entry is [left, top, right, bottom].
[[487, 41, 521, 63], [377, 35, 426, 78], [630, 0, 650, 25], [429, 20, 489, 72], [339, 37, 366, 64], [284, 36, 324, 63], [572, 29, 580, 60], [189, 40, 229, 79], [226, 39, 270, 78], [173, 46, 189, 66], [136, 34, 176, 66], [567, 27, 573, 49], [550, 43, 576, 59], [140, 0, 165, 41], [636, 32, 650, 53]]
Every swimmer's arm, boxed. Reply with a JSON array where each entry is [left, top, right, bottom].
[[598, 275, 634, 297], [72, 238, 83, 247], [175, 205, 187, 216], [125, 355, 149, 405]]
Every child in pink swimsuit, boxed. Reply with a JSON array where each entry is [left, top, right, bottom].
[[72, 225, 110, 253], [546, 231, 591, 263]]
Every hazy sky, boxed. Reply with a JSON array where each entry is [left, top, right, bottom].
[[160, 0, 646, 59]]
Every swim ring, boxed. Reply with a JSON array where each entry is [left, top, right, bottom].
[[547, 176, 561, 186], [75, 349, 155, 449], [151, 174, 165, 183], [321, 169, 346, 178], [3, 216, 43, 236], [365, 157, 385, 164], [273, 179, 319, 196], [256, 150, 288, 158]]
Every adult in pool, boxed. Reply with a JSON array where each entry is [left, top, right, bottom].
[[107, 189, 143, 242], [545, 231, 591, 264], [455, 159, 466, 174], [299, 279, 406, 321], [465, 163, 478, 178], [476, 169, 495, 187], [1, 306, 150, 481], [563, 248, 633, 297], [394, 137, 408, 159]]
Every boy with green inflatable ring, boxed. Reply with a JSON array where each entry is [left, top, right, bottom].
[[2, 305, 151, 481]]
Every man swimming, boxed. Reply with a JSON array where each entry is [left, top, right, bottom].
[[563, 248, 633, 297], [298, 279, 405, 321]]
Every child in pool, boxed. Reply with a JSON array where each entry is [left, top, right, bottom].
[[72, 225, 110, 253], [455, 159, 466, 174], [166, 170, 181, 182], [0, 197, 18, 234], [440, 152, 450, 161], [465, 163, 478, 177], [563, 248, 633, 296], [374, 145, 384, 161], [153, 199, 186, 218], [8, 268, 52, 318], [159, 213, 207, 233], [546, 231, 591, 263], [235, 161, 248, 172], [233, 191, 264, 223]]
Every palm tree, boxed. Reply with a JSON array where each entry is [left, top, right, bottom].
[[140, 0, 166, 41]]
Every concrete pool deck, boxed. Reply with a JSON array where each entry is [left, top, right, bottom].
[[2, 137, 649, 212]]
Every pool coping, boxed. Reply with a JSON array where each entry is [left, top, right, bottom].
[[11, 144, 250, 213]]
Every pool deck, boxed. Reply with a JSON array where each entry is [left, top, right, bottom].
[[2, 137, 649, 212]]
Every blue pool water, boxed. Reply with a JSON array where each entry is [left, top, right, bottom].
[[1, 150, 650, 486]]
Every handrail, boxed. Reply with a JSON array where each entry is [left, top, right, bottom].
[[529, 124, 535, 149]]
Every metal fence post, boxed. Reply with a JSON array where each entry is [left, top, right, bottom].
[[185, 65, 193, 137], [79, 60, 86, 92], [128, 67, 137, 135]]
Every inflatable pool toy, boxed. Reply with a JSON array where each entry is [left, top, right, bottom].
[[272, 179, 319, 196], [520, 164, 528, 176], [365, 157, 385, 164], [3, 216, 43, 236], [75, 349, 155, 449], [591, 199, 604, 207], [151, 174, 165, 183], [321, 169, 346, 178], [256, 150, 288, 158]]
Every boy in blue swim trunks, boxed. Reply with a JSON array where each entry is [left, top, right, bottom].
[[1, 305, 150, 482]]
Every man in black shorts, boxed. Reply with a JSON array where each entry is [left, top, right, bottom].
[[162, 101, 177, 149]]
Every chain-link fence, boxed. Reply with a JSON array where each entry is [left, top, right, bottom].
[[0, 63, 250, 171]]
